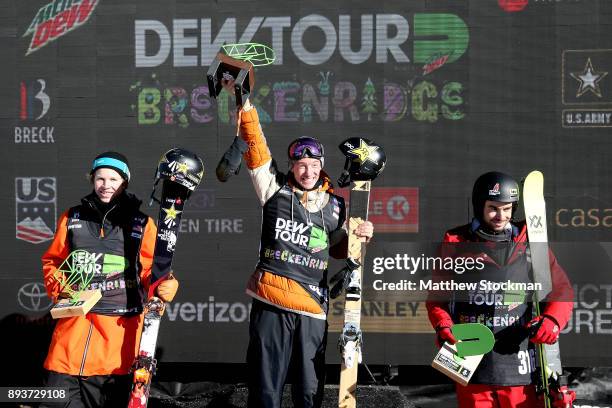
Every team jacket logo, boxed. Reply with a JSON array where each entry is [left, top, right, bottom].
[[275, 218, 328, 252], [15, 177, 56, 244], [23, 0, 99, 56]]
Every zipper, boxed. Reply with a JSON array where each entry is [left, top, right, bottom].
[[99, 204, 117, 238], [79, 318, 94, 376]]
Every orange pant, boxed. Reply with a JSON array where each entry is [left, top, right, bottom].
[[456, 383, 542, 408]]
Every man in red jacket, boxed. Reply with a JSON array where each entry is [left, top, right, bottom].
[[426, 171, 574, 408]]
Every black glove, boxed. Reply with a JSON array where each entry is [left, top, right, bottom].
[[216, 136, 249, 182]]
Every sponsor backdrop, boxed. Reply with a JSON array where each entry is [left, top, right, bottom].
[[2, 0, 612, 367]]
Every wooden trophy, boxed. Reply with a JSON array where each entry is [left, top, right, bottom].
[[50, 250, 102, 319]]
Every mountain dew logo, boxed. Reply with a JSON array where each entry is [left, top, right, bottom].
[[308, 226, 328, 253], [23, 0, 99, 56]]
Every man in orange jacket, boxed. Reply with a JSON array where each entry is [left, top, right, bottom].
[[221, 80, 374, 408], [40, 152, 179, 408]]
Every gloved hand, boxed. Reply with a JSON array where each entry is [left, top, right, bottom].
[[436, 326, 457, 348], [156, 275, 179, 302], [526, 315, 560, 344], [216, 136, 249, 182]]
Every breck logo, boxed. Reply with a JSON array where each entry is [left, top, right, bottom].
[[15, 79, 55, 144], [15, 177, 56, 244], [23, 0, 99, 56]]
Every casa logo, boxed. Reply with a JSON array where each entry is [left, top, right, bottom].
[[17, 282, 52, 312], [556, 207, 612, 228], [15, 79, 55, 144], [274, 218, 327, 252], [15, 177, 56, 244], [562, 49, 612, 128], [23, 0, 99, 56], [337, 187, 419, 233]]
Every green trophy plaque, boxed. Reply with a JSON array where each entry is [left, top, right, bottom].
[[431, 323, 495, 386], [50, 250, 102, 319], [206, 43, 275, 106]]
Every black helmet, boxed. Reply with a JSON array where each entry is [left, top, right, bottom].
[[337, 137, 386, 187], [472, 171, 519, 220], [155, 148, 204, 191]]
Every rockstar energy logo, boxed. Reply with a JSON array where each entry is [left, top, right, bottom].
[[23, 0, 99, 56]]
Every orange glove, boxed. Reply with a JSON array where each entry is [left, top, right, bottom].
[[156, 275, 179, 302]]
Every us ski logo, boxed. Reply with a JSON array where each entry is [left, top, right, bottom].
[[23, 0, 99, 56], [15, 177, 56, 244]]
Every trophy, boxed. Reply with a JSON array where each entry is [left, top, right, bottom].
[[206, 42, 275, 107], [50, 250, 102, 319], [431, 323, 495, 385]]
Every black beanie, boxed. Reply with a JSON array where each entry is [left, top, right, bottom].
[[91, 151, 131, 182]]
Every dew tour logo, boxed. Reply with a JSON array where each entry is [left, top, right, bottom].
[[15, 177, 56, 244], [274, 218, 327, 252], [23, 0, 99, 56]]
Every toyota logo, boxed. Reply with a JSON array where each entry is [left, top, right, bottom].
[[17, 282, 52, 312]]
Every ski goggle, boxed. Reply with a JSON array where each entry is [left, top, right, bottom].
[[288, 138, 324, 161]]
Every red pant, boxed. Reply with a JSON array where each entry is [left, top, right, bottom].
[[456, 383, 542, 408]]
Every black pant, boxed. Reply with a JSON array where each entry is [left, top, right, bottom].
[[247, 300, 327, 408], [39, 370, 131, 408]]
